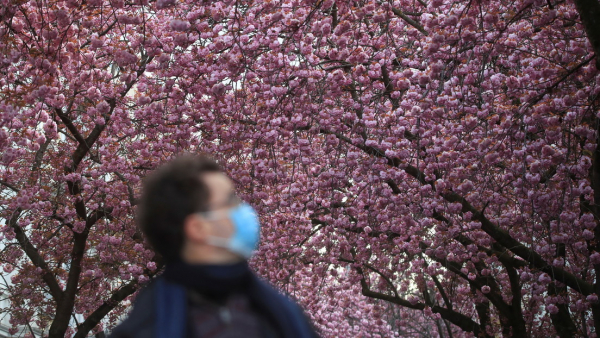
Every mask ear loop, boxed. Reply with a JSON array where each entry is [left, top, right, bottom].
[[197, 209, 237, 250], [196, 204, 257, 258], [198, 210, 227, 221]]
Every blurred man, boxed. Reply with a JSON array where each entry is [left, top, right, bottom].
[[109, 155, 318, 338]]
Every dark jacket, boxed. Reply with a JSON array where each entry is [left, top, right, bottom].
[[108, 262, 319, 338]]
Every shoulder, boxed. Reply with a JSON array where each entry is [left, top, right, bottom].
[[252, 277, 299, 309], [108, 281, 157, 338], [250, 276, 320, 338]]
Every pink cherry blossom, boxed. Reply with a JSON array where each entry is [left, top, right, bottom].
[[2, 0, 600, 337]]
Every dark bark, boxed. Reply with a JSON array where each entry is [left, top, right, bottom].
[[48, 105, 112, 337], [391, 7, 427, 35], [356, 269, 490, 337], [505, 268, 527, 337], [589, 96, 600, 335], [46, 56, 152, 338], [316, 123, 600, 336], [547, 243, 577, 337], [548, 281, 577, 338], [441, 189, 593, 295], [340, 252, 489, 337], [422, 244, 518, 335], [572, 0, 600, 326], [431, 274, 452, 311], [475, 300, 490, 337], [73, 280, 139, 338], [8, 208, 63, 301], [49, 229, 91, 337], [326, 128, 595, 296], [573, 0, 600, 69], [31, 138, 50, 173]]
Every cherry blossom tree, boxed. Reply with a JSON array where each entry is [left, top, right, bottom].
[[2, 0, 600, 337], [0, 0, 175, 336], [228, 0, 600, 336]]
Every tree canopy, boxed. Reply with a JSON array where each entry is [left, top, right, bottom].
[[1, 0, 600, 336]]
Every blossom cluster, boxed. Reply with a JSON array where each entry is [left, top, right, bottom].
[[0, 0, 599, 336]]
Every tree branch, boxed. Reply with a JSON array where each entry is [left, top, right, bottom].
[[0, 179, 19, 192], [31, 137, 51, 173], [391, 7, 428, 35], [54, 107, 91, 160], [572, 0, 600, 68], [73, 261, 163, 338], [7, 208, 63, 301], [323, 127, 594, 296], [114, 172, 138, 206], [72, 280, 138, 338], [354, 264, 489, 337]]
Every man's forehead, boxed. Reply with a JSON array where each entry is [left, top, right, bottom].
[[201, 172, 234, 199]]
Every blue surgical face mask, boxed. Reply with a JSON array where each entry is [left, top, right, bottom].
[[200, 203, 260, 259]]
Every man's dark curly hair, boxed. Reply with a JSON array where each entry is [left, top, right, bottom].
[[138, 154, 222, 261]]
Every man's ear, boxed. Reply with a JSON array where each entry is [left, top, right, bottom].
[[183, 214, 209, 244]]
